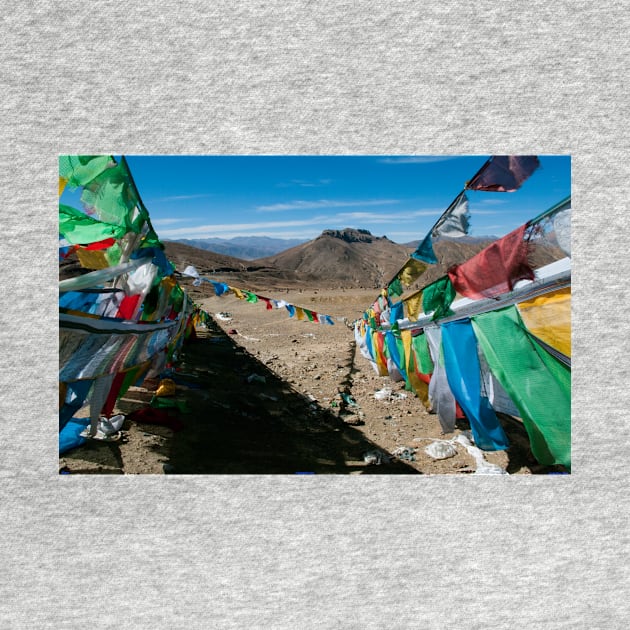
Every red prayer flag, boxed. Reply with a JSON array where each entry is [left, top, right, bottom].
[[116, 294, 142, 320], [83, 238, 117, 250], [447, 224, 535, 299], [260, 297, 274, 310], [466, 156, 540, 192]]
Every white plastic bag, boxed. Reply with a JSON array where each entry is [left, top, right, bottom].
[[424, 440, 458, 460]]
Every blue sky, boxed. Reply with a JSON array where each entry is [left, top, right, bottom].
[[67, 155, 571, 244]]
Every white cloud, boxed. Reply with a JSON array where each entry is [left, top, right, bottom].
[[158, 216, 332, 239], [256, 199, 401, 212], [149, 193, 214, 203], [276, 179, 332, 188], [378, 156, 457, 164], [151, 217, 192, 226]]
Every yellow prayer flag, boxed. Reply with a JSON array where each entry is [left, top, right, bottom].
[[59, 176, 67, 196], [230, 287, 245, 300], [518, 287, 571, 357], [295, 306, 305, 321], [401, 330, 429, 404], [404, 291, 423, 322], [398, 258, 427, 287], [76, 248, 110, 270]]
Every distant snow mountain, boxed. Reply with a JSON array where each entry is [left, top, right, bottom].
[[165, 236, 308, 260]]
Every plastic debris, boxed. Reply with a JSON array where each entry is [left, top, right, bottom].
[[100, 414, 124, 435], [374, 387, 392, 401], [391, 446, 416, 462], [455, 434, 508, 475], [363, 450, 391, 465], [215, 312, 232, 321], [425, 440, 458, 460], [340, 392, 358, 407], [79, 414, 125, 441]]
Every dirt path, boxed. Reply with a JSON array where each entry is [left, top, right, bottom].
[[60, 288, 557, 474]]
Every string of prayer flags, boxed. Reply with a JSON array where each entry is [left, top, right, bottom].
[[60, 155, 197, 439], [179, 266, 336, 325]]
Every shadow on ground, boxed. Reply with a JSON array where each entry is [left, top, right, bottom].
[[115, 320, 420, 474]]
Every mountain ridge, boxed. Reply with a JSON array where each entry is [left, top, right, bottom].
[[165, 236, 307, 260]]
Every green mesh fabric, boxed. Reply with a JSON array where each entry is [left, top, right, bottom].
[[412, 332, 434, 374], [80, 162, 140, 230], [59, 204, 127, 244], [471, 305, 571, 468], [422, 276, 456, 320], [59, 155, 114, 189]]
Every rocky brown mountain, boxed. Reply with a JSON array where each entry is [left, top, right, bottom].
[[253, 228, 413, 289]]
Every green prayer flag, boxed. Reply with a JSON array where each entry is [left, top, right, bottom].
[[59, 155, 114, 189], [80, 162, 140, 230], [471, 306, 571, 468], [422, 276, 456, 321], [388, 278, 403, 298], [412, 332, 434, 375], [59, 204, 127, 244]]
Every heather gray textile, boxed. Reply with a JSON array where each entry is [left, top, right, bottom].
[[1, 1, 628, 628]]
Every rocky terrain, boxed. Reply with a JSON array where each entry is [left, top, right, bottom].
[[60, 229, 569, 475], [60, 287, 564, 475]]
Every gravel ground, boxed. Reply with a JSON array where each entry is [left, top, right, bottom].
[[60, 288, 563, 475]]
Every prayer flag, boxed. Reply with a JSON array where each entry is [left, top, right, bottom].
[[448, 223, 534, 299], [403, 291, 423, 322], [442, 319, 509, 451], [387, 278, 403, 298], [471, 306, 570, 468], [411, 192, 470, 264], [398, 258, 427, 287], [422, 276, 456, 321], [59, 155, 114, 189], [465, 155, 540, 192]]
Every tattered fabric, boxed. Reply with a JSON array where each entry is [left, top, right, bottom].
[[465, 155, 540, 192], [424, 327, 457, 433], [448, 224, 535, 299]]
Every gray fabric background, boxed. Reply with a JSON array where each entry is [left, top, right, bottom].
[[1, 1, 627, 627]]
